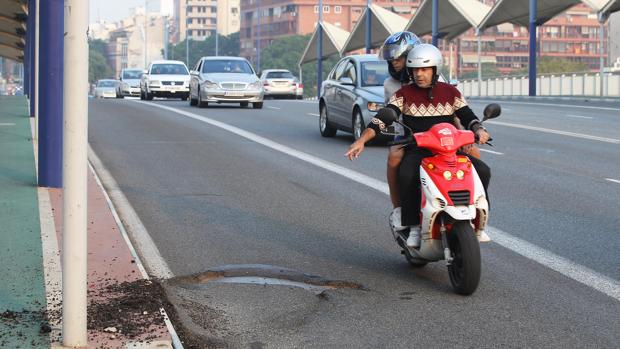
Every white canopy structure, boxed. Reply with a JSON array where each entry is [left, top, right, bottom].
[[340, 4, 409, 54], [405, 0, 492, 40], [298, 21, 350, 66], [479, 0, 581, 31], [0, 0, 27, 61]]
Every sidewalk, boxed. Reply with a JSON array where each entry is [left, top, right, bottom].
[[0, 96, 176, 348]]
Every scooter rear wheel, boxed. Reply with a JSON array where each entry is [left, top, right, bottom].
[[447, 221, 481, 295]]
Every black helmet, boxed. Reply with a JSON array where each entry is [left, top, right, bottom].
[[379, 31, 421, 83]]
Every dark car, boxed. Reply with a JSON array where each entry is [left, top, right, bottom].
[[319, 55, 390, 140]]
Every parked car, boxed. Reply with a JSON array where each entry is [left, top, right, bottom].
[[260, 69, 303, 99], [319, 54, 390, 140], [189, 56, 264, 109], [140, 60, 190, 100], [94, 79, 119, 99], [118, 68, 143, 98]]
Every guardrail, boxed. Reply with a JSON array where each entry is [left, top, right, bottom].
[[460, 72, 620, 97]]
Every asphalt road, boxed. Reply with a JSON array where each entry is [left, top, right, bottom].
[[88, 97, 620, 348]]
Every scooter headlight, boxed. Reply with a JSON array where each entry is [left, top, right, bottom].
[[443, 171, 452, 180], [456, 170, 464, 180]]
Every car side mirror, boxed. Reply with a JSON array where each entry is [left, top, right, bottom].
[[340, 77, 354, 86], [143, 70, 148, 74], [376, 107, 398, 124], [482, 103, 501, 122]]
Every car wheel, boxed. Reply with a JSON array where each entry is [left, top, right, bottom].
[[181, 96, 188, 101], [240, 102, 249, 107], [197, 89, 208, 108], [253, 102, 263, 109], [319, 103, 337, 137], [140, 90, 145, 100], [146, 92, 153, 100], [352, 108, 365, 141], [189, 90, 198, 106]]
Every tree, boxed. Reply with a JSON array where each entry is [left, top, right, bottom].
[[536, 56, 588, 75], [168, 32, 240, 68], [460, 63, 501, 80], [88, 38, 113, 82]]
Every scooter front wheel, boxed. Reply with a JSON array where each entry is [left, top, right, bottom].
[[447, 221, 481, 295]]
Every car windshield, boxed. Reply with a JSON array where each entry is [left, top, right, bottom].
[[97, 80, 116, 88], [123, 70, 143, 79], [266, 71, 294, 79], [361, 61, 389, 87], [202, 60, 253, 74], [150, 64, 189, 75]]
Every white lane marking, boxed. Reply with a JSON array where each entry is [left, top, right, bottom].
[[0, 122, 16, 126], [566, 114, 593, 119], [278, 100, 318, 104], [88, 146, 174, 280], [486, 120, 620, 144], [135, 100, 620, 300], [267, 106, 281, 110], [605, 178, 620, 184], [488, 227, 620, 302], [473, 99, 620, 112], [308, 113, 320, 117], [88, 156, 184, 348], [479, 148, 504, 155]]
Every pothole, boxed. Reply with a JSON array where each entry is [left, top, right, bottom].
[[166, 264, 366, 295]]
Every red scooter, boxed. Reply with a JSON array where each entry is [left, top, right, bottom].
[[377, 104, 500, 295]]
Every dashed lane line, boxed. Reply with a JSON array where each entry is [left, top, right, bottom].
[[129, 100, 620, 302], [308, 113, 320, 117], [486, 120, 620, 144], [605, 178, 620, 184], [0, 122, 16, 126], [479, 148, 504, 155], [267, 106, 281, 110], [472, 99, 620, 112], [566, 114, 593, 119]]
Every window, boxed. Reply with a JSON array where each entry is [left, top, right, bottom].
[[343, 61, 356, 84], [332, 59, 348, 80], [361, 61, 388, 87], [323, 5, 330, 13], [202, 59, 253, 74], [314, 5, 318, 13], [150, 64, 189, 75], [334, 6, 342, 14]]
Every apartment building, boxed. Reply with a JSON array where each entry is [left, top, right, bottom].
[[239, 0, 420, 62], [172, 0, 240, 43]]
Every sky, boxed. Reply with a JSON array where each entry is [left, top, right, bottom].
[[89, 0, 170, 24]]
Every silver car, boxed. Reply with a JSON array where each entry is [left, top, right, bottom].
[[94, 79, 119, 99], [118, 68, 143, 98], [260, 69, 303, 99], [319, 55, 389, 140], [189, 56, 264, 109]]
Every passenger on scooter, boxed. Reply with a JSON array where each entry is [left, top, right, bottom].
[[346, 44, 492, 248]]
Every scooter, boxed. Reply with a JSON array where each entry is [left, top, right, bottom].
[[377, 104, 501, 295]]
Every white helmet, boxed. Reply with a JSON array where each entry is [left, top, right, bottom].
[[406, 43, 443, 72]]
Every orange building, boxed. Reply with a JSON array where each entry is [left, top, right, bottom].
[[239, 0, 420, 63]]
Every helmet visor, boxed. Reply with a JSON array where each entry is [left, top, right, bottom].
[[382, 44, 408, 61]]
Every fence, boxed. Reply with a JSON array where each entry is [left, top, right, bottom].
[[460, 72, 620, 97]]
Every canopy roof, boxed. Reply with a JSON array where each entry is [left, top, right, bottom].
[[0, 0, 28, 61], [406, 0, 492, 40], [479, 0, 581, 31], [298, 21, 350, 66], [340, 4, 408, 54]]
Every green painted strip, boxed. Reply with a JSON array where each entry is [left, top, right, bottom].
[[0, 96, 50, 347]]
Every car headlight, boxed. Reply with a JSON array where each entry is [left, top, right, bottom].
[[249, 81, 262, 89], [367, 102, 384, 111], [202, 80, 218, 89], [149, 80, 160, 86]]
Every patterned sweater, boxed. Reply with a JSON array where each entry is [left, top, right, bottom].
[[368, 82, 481, 135]]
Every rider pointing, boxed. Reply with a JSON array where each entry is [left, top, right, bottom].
[[346, 44, 492, 247]]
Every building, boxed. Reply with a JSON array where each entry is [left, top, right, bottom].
[[239, 0, 420, 64], [171, 0, 240, 43], [106, 10, 167, 76]]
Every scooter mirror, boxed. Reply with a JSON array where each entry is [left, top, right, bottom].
[[483, 103, 501, 122], [376, 107, 398, 124]]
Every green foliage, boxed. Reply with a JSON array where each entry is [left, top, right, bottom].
[[460, 63, 500, 80], [536, 56, 589, 75], [168, 32, 240, 68], [89, 49, 112, 83], [88, 39, 113, 82]]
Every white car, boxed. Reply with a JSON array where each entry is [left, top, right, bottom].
[[94, 79, 118, 99], [189, 56, 264, 108], [260, 69, 303, 99], [140, 60, 190, 100], [118, 68, 143, 98]]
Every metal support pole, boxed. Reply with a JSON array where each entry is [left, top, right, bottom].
[[28, 0, 36, 116], [477, 28, 482, 97], [34, 0, 40, 139], [449, 41, 453, 81], [317, 0, 323, 98], [144, 0, 148, 67], [257, 0, 261, 72], [599, 16, 605, 96], [432, 0, 438, 47], [215, 4, 219, 56], [185, 3, 189, 67], [365, 0, 372, 54], [38, 0, 63, 188], [62, 0, 89, 344], [528, 0, 537, 96], [163, 16, 169, 60]]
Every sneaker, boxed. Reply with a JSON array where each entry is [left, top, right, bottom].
[[389, 207, 407, 232], [406, 225, 421, 248], [477, 229, 491, 242]]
